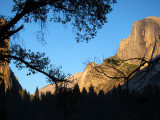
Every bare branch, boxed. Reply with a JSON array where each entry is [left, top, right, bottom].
[[1, 54, 65, 83]]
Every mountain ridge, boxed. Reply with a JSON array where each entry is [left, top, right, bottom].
[[38, 16, 160, 94], [117, 16, 160, 65]]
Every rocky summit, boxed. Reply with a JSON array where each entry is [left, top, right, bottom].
[[39, 16, 160, 94], [117, 16, 160, 65]]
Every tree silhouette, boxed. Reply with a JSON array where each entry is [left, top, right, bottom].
[[0, 1, 116, 119], [0, 0, 116, 43], [0, 78, 6, 120], [73, 84, 80, 96], [88, 84, 96, 97], [81, 87, 87, 96], [98, 90, 105, 96], [34, 86, 39, 100], [1, 82, 160, 120], [0, 0, 117, 84]]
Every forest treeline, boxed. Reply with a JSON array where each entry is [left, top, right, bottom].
[[0, 83, 160, 120]]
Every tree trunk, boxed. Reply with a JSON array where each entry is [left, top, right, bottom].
[[0, 78, 6, 120]]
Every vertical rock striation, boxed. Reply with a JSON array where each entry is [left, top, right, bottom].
[[117, 16, 160, 65]]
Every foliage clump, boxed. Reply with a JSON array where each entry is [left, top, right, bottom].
[[103, 55, 121, 66]]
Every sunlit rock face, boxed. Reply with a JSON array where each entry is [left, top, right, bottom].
[[38, 17, 160, 94], [78, 17, 160, 93], [38, 72, 83, 95], [78, 62, 98, 91], [0, 19, 22, 90], [117, 16, 160, 65], [39, 61, 125, 94], [117, 17, 160, 91]]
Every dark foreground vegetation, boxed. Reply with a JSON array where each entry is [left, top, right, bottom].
[[0, 83, 160, 120]]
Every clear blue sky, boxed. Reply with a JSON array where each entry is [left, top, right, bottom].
[[0, 0, 160, 94]]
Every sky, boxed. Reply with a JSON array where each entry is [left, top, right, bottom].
[[0, 0, 160, 94]]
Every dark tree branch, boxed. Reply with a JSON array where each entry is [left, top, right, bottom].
[[94, 65, 125, 80], [1, 54, 65, 83], [0, 0, 116, 44], [0, 25, 24, 42], [0, 0, 60, 42]]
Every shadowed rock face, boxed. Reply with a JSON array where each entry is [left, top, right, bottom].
[[0, 19, 22, 91], [117, 16, 160, 65]]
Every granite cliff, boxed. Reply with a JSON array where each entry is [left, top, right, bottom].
[[117, 16, 160, 65], [0, 19, 21, 91], [38, 16, 160, 94], [117, 16, 160, 91]]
